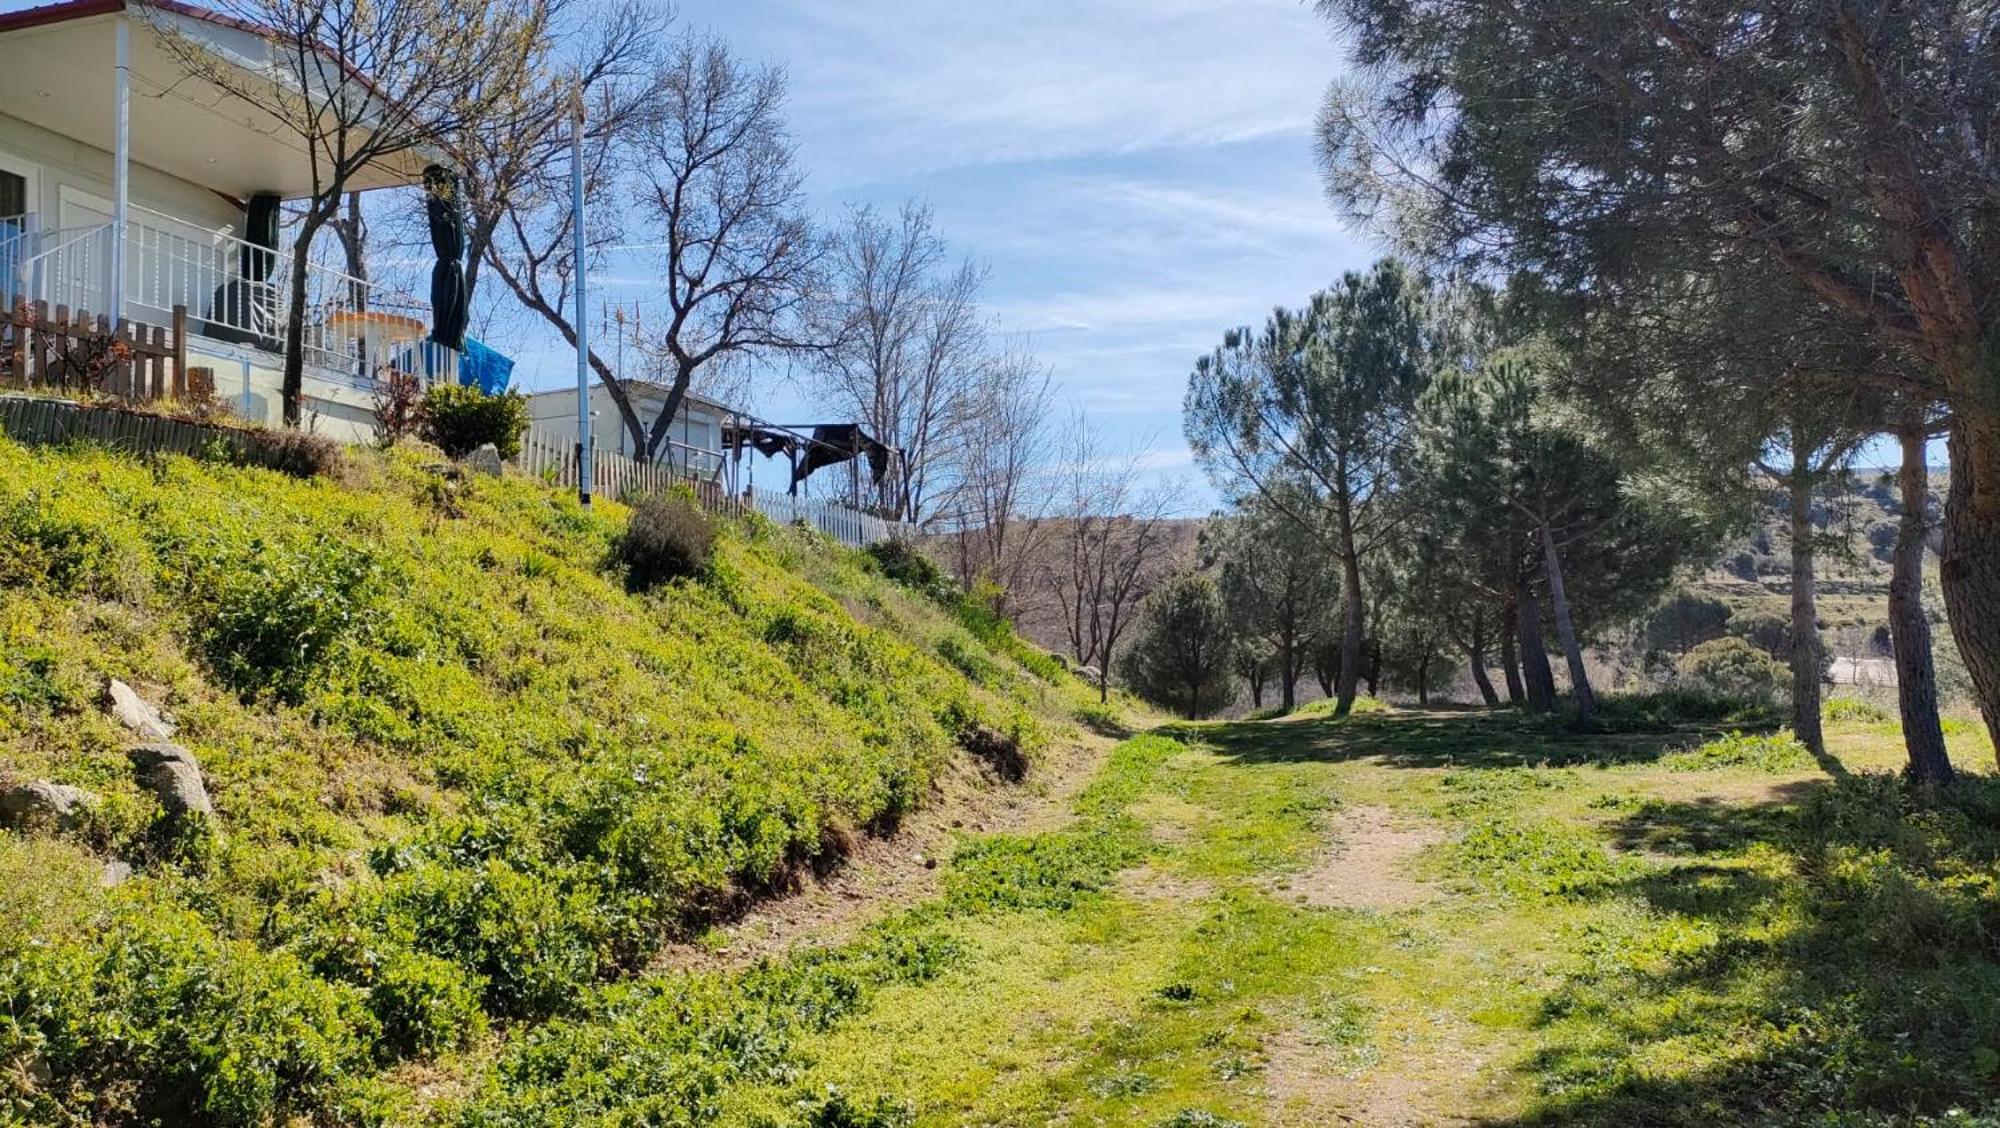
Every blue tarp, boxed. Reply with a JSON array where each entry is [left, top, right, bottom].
[[457, 337, 514, 396], [397, 336, 515, 395]]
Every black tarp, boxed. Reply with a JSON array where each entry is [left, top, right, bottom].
[[424, 165, 468, 351], [794, 423, 892, 487]]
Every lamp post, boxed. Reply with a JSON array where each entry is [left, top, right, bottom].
[[571, 90, 592, 507]]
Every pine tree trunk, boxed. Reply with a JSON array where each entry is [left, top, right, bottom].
[[1516, 575, 1558, 713], [1335, 547, 1365, 718], [1891, 418, 1952, 783], [1499, 599, 1525, 705], [1788, 453, 1826, 757], [1280, 643, 1297, 713], [1468, 644, 1500, 706], [1417, 651, 1430, 706], [1538, 519, 1596, 722], [1940, 422, 2000, 766]]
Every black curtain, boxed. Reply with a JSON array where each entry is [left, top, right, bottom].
[[424, 165, 469, 351]]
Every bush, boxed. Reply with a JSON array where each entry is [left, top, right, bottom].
[[1118, 574, 1235, 719], [417, 385, 530, 460], [241, 426, 345, 479], [863, 538, 955, 604], [615, 492, 715, 591], [1663, 730, 1816, 772], [1826, 697, 1892, 725], [194, 534, 385, 703], [1678, 637, 1788, 704]]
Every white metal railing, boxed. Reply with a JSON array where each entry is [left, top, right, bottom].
[[3, 207, 458, 390], [515, 428, 910, 547]]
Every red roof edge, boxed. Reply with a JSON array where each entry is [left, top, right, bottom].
[[0, 0, 128, 35]]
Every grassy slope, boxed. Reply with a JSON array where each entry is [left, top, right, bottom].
[[0, 437, 1095, 1124], [666, 702, 1999, 1127]]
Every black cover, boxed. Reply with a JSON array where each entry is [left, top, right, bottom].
[[424, 165, 469, 351], [242, 193, 280, 282]]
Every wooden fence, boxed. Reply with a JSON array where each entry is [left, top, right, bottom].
[[0, 395, 250, 460], [515, 429, 909, 547], [1, 300, 195, 402]]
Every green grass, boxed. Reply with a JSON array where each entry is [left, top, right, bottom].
[[0, 436, 1095, 1124], [533, 696, 1996, 1128]]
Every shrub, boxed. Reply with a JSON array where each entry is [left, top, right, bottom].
[[1678, 637, 1788, 704], [1826, 697, 1892, 725], [1118, 574, 1235, 719], [615, 492, 716, 591], [863, 538, 955, 603], [194, 534, 385, 703], [417, 385, 530, 460], [0, 905, 375, 1126], [1663, 730, 1816, 772], [241, 426, 345, 479]]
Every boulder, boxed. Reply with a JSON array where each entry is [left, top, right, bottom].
[[127, 743, 212, 818], [466, 443, 505, 477], [0, 780, 98, 830], [100, 860, 133, 887], [105, 679, 176, 742]]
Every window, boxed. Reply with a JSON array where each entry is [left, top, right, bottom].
[[0, 170, 23, 222]]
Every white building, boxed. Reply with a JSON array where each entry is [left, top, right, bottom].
[[525, 379, 730, 480], [0, 0, 455, 443]]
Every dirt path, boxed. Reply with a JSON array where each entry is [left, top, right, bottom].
[[657, 728, 1120, 971], [1277, 803, 1445, 911]]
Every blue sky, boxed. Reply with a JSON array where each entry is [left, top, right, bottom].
[[563, 0, 1375, 507]]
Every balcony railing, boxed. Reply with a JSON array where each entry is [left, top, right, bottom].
[[2, 208, 458, 388]]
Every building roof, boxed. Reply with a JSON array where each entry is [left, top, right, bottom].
[[526, 378, 737, 417]]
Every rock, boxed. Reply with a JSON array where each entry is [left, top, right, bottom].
[[0, 780, 98, 830], [466, 443, 505, 477], [127, 743, 212, 818], [105, 678, 175, 742], [100, 860, 133, 887]]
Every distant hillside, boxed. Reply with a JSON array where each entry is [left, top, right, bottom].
[[0, 436, 1096, 1124]]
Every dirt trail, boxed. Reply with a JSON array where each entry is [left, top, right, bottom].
[[657, 729, 1119, 971], [1278, 803, 1445, 911]]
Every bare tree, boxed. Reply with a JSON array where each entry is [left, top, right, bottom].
[[633, 33, 823, 462], [149, 0, 545, 426], [474, 2, 664, 455], [1044, 417, 1179, 703], [813, 201, 990, 524], [935, 339, 1057, 604]]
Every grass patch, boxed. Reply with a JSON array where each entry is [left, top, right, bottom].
[[1662, 730, 1815, 773]]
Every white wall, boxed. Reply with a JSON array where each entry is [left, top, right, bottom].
[[0, 110, 241, 235]]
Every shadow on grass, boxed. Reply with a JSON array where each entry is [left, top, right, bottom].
[[1178, 706, 1719, 772], [1183, 703, 2000, 1124], [1496, 771, 2000, 1125]]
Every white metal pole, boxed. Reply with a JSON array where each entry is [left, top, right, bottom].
[[571, 95, 592, 507], [110, 16, 130, 324]]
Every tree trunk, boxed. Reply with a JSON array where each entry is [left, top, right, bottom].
[[1335, 547, 1365, 718], [1248, 669, 1264, 709], [279, 214, 327, 427], [1940, 422, 2000, 765], [1788, 452, 1826, 757], [1416, 651, 1430, 706], [1279, 640, 1298, 713], [1499, 598, 1525, 705], [1364, 639, 1381, 697], [1516, 575, 1557, 712], [1892, 418, 1952, 783], [1469, 643, 1500, 706], [1538, 519, 1596, 722]]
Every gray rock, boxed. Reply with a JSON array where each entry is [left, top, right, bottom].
[[0, 780, 98, 830], [466, 443, 505, 477], [105, 678, 176, 742], [100, 860, 133, 887], [127, 743, 212, 818]]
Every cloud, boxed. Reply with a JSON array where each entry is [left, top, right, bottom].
[[694, 0, 1339, 180]]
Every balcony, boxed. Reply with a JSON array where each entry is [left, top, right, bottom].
[[1, 205, 456, 396]]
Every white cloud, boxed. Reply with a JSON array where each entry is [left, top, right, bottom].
[[694, 0, 1339, 180]]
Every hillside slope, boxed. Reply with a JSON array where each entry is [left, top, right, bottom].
[[0, 436, 1094, 1125]]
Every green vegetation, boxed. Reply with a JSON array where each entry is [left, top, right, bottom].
[[566, 698, 1992, 1127], [417, 386, 532, 460], [0, 435, 1091, 1124]]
